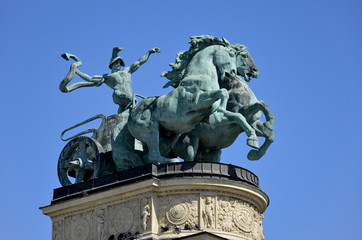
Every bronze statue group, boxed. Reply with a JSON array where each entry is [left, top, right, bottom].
[[58, 35, 274, 185]]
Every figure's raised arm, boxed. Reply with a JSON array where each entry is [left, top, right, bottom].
[[126, 48, 161, 74], [59, 53, 104, 93]]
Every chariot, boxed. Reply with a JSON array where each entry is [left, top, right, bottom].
[[57, 113, 124, 186]]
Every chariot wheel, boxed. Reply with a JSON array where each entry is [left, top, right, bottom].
[[58, 136, 105, 186]]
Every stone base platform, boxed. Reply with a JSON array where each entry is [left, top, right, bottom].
[[40, 162, 269, 240]]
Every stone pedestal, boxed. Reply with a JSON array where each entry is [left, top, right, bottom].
[[41, 163, 269, 240]]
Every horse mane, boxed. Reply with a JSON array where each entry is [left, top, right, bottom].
[[162, 35, 247, 88]]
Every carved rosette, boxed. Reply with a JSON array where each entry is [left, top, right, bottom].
[[215, 196, 263, 239], [64, 212, 93, 240], [167, 202, 190, 225], [108, 201, 138, 236], [159, 195, 198, 227], [73, 218, 90, 240], [233, 204, 254, 232]]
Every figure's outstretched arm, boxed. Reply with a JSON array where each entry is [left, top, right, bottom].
[[76, 70, 104, 84], [126, 48, 161, 74], [59, 53, 104, 93], [60, 70, 104, 93]]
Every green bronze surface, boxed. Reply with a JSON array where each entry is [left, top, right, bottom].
[[60, 47, 161, 113], [58, 35, 275, 185]]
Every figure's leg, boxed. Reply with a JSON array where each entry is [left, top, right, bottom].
[[113, 91, 132, 114]]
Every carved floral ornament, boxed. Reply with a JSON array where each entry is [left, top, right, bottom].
[[166, 202, 191, 225], [49, 192, 265, 240], [72, 218, 89, 240], [233, 205, 254, 232], [108, 204, 136, 235]]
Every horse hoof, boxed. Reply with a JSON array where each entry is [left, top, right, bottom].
[[166, 158, 181, 163], [247, 137, 259, 149], [247, 150, 262, 161], [148, 155, 171, 164]]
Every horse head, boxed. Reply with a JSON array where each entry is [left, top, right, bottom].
[[232, 44, 259, 82]]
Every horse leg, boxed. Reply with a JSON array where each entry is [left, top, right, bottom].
[[173, 134, 200, 162], [187, 88, 228, 110], [206, 89, 230, 127], [247, 133, 274, 160], [182, 87, 229, 128], [111, 122, 143, 171], [142, 119, 171, 164], [219, 111, 259, 149], [127, 107, 171, 164], [242, 100, 274, 133], [240, 101, 275, 160], [198, 148, 222, 163]]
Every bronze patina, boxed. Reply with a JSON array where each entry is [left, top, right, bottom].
[[57, 35, 274, 186]]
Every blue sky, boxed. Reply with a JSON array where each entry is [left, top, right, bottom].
[[1, 0, 361, 239]]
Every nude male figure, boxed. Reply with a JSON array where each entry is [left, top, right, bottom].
[[60, 46, 161, 113]]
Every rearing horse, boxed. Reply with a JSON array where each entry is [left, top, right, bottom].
[[172, 74, 275, 163], [111, 35, 259, 170]]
